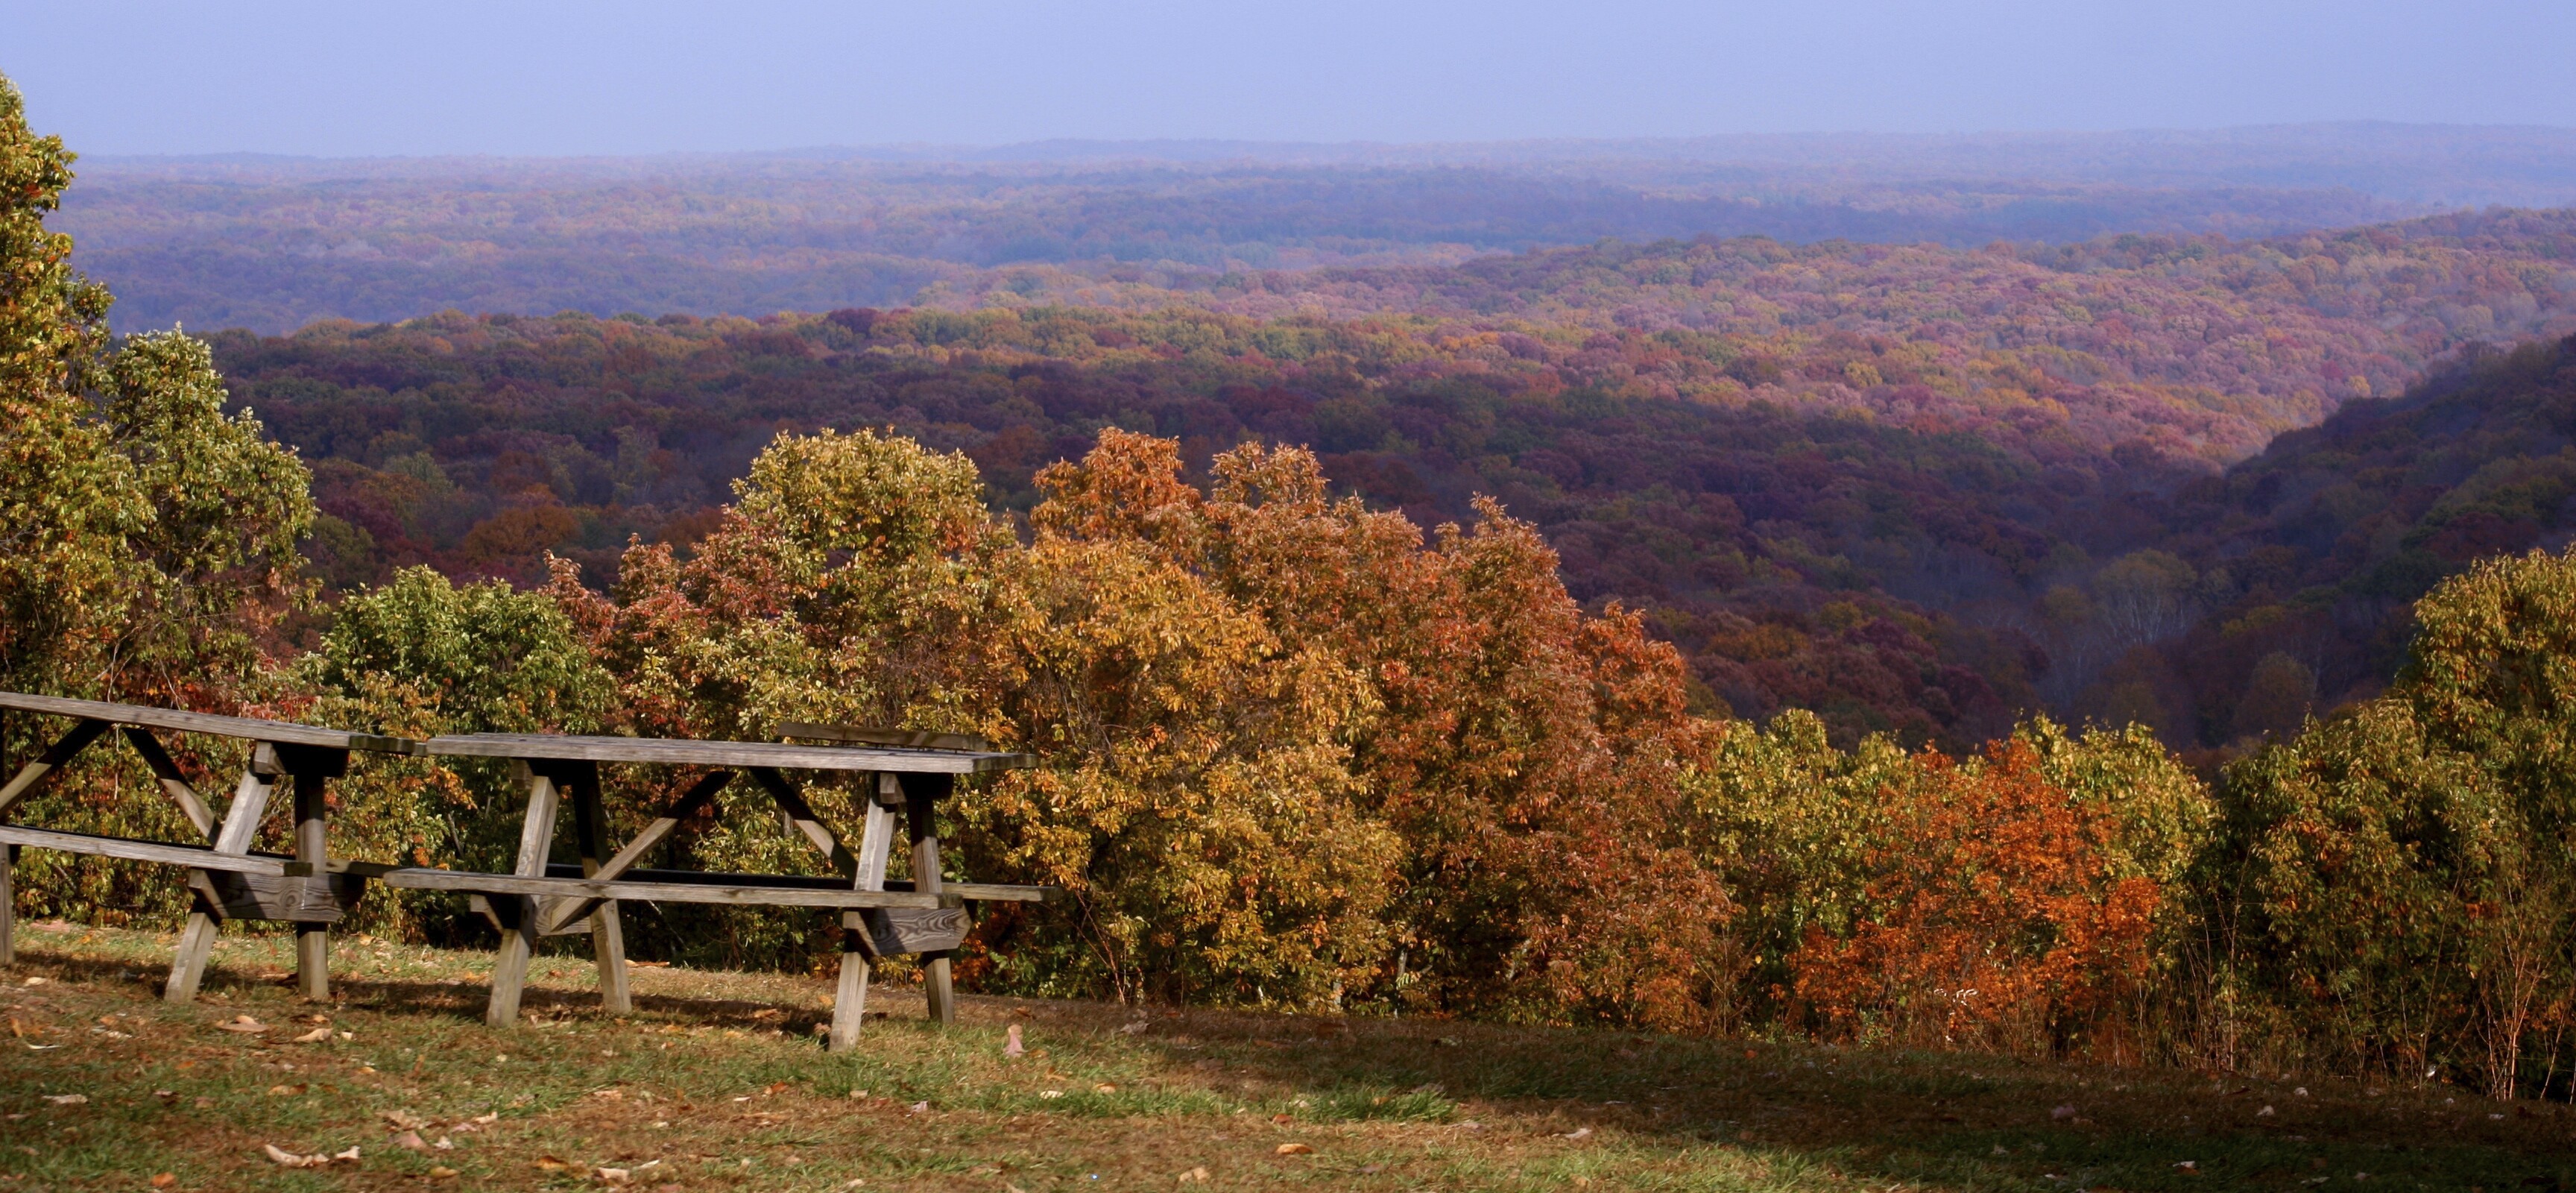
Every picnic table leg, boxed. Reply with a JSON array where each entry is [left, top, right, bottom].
[[0, 843, 14, 966], [487, 762, 562, 1029], [830, 908, 873, 1052], [566, 763, 631, 1015], [905, 774, 956, 1027], [168, 749, 280, 1004], [828, 774, 900, 1054], [292, 770, 330, 1001], [1, 708, 10, 966]]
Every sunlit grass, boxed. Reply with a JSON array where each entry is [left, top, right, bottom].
[[0, 921, 2568, 1190]]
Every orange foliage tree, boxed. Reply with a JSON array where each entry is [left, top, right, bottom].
[[1791, 738, 2162, 1053]]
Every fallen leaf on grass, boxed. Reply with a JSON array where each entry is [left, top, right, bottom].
[[596, 1167, 633, 1186], [42, 1094, 86, 1106], [1095, 1083, 1117, 1094], [382, 1109, 427, 1130], [967, 1165, 1003, 1176], [262, 1143, 359, 1168], [213, 1016, 267, 1033], [1275, 1143, 1313, 1156], [429, 1166, 458, 1180], [1562, 1127, 1593, 1140], [291, 1027, 332, 1043], [1040, 1090, 1064, 1099], [268, 1083, 306, 1097], [1178, 1167, 1210, 1183], [391, 1130, 428, 1152], [2052, 1104, 2078, 1120], [537, 1156, 573, 1171], [150, 1174, 174, 1189]]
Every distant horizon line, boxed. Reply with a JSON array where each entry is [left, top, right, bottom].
[[75, 119, 2576, 167]]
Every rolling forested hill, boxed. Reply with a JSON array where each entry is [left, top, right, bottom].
[[201, 208, 2576, 751], [66, 122, 2576, 336]]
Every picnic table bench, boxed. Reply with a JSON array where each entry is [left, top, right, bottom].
[[0, 693, 1048, 1051], [0, 691, 423, 1004]]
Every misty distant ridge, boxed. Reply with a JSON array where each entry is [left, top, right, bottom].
[[57, 121, 2576, 336], [83, 122, 2576, 206]]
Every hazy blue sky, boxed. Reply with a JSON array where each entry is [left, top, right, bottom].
[[5, 0, 2572, 156]]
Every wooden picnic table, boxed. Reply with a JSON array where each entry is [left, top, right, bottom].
[[416, 725, 1042, 1050], [0, 691, 423, 1004], [0, 693, 1048, 1051]]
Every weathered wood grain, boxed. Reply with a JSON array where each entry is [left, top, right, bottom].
[[423, 731, 1031, 773], [530, 863, 1052, 903], [565, 763, 632, 1013], [167, 764, 278, 1004], [907, 772, 957, 1025], [0, 823, 291, 874], [487, 765, 562, 1027], [389, 866, 946, 909], [778, 721, 994, 754], [187, 870, 363, 925], [830, 772, 903, 1054], [0, 691, 419, 754]]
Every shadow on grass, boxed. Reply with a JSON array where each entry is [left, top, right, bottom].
[[13, 940, 2576, 1192]]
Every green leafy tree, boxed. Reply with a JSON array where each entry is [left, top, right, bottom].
[[2221, 547, 2576, 1096]]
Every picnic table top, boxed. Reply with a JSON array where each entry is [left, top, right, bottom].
[[423, 732, 1035, 774], [0, 691, 422, 755]]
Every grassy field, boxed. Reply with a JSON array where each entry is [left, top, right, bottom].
[[0, 922, 2567, 1191]]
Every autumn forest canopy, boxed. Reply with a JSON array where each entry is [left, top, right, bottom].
[[19, 75, 2576, 1101]]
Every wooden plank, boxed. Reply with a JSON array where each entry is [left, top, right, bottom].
[[0, 717, 112, 813], [424, 732, 1032, 774], [537, 769, 732, 933], [532, 863, 1055, 903], [381, 866, 944, 909], [564, 762, 631, 1014], [0, 691, 420, 755], [291, 772, 330, 1001], [830, 772, 901, 1054], [0, 844, 14, 966], [186, 870, 362, 924], [779, 721, 994, 754], [119, 728, 216, 838], [487, 764, 561, 1028], [907, 772, 956, 1025], [1, 708, 10, 964], [0, 823, 291, 874], [167, 759, 278, 1003], [873, 906, 970, 954]]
